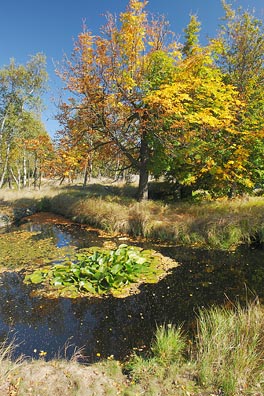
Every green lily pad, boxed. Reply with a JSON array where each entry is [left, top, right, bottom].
[[24, 244, 178, 297]]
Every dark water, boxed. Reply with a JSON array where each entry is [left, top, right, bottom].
[[0, 215, 263, 363]]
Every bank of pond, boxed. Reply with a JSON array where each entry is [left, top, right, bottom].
[[0, 212, 263, 364]]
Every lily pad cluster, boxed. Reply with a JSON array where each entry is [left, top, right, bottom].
[[25, 244, 162, 295]]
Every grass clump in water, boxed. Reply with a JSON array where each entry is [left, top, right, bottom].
[[151, 324, 186, 367], [125, 324, 195, 395]]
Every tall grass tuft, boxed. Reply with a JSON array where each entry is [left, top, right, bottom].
[[151, 324, 186, 367], [128, 202, 150, 236], [196, 301, 264, 395], [125, 324, 192, 395]]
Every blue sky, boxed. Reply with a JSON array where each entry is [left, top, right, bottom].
[[1, 0, 263, 137]]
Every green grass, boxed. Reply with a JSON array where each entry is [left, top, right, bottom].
[[196, 302, 264, 395], [151, 324, 186, 367], [126, 301, 264, 395]]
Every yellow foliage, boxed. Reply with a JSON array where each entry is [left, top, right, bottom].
[[243, 179, 254, 188], [129, 0, 148, 12]]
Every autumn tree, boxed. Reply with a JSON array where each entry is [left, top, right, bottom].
[[14, 115, 53, 189], [57, 0, 262, 199], [0, 54, 48, 188], [55, 110, 126, 185], [145, 8, 263, 197], [217, 1, 264, 192], [145, 47, 251, 196], [57, 0, 180, 200]]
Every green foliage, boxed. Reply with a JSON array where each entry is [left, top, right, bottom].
[[145, 51, 258, 194], [219, 1, 264, 99], [144, 50, 176, 91], [25, 244, 162, 295], [182, 14, 201, 56], [217, 2, 264, 192]]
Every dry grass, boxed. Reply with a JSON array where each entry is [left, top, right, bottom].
[[0, 359, 126, 396], [0, 339, 126, 396], [46, 189, 264, 249], [126, 302, 264, 395], [0, 183, 263, 249], [196, 301, 264, 395]]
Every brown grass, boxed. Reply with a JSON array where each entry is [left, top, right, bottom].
[[0, 183, 263, 249]]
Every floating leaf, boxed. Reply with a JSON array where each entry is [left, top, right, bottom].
[[25, 271, 44, 284], [24, 244, 176, 296]]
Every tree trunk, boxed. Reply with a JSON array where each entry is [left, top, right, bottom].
[[136, 133, 150, 201], [7, 169, 12, 189], [38, 170, 42, 189], [23, 150, 27, 188], [18, 167, 21, 190], [9, 167, 19, 188], [0, 144, 10, 188], [33, 154, 38, 189], [83, 155, 92, 187], [137, 165, 149, 201]]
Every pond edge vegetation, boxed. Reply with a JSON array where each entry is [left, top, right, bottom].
[[0, 185, 263, 250], [34, 186, 264, 250], [1, 301, 264, 395], [0, 186, 263, 394]]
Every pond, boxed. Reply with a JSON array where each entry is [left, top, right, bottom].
[[0, 213, 263, 363]]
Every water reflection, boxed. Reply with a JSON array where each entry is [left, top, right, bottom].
[[19, 218, 103, 249], [0, 214, 263, 362]]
